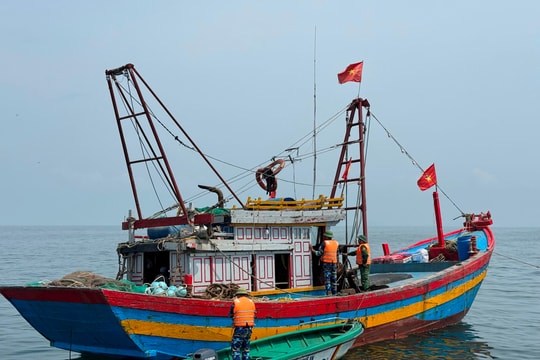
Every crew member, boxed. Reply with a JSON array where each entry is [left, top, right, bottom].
[[229, 287, 256, 360], [354, 235, 371, 291], [310, 230, 339, 295]]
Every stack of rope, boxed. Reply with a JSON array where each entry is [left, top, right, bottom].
[[204, 283, 241, 299]]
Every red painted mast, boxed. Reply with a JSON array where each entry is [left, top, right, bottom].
[[330, 98, 370, 239], [105, 64, 244, 230], [433, 190, 445, 247]]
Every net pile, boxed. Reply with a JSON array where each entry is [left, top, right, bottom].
[[42, 271, 146, 293]]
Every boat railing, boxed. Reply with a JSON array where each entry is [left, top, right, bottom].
[[244, 195, 344, 211]]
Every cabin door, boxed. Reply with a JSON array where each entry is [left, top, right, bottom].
[[293, 238, 314, 287], [143, 251, 170, 285], [274, 253, 290, 289]]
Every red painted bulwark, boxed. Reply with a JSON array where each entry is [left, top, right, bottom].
[[0, 287, 108, 304]]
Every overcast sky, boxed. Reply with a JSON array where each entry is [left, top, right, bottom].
[[1, 1, 538, 228]]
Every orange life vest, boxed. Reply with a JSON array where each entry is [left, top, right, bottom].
[[356, 243, 371, 265], [233, 296, 256, 327], [321, 239, 339, 264]]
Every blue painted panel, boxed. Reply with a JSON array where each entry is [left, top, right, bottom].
[[129, 334, 229, 358], [11, 300, 142, 357], [417, 282, 482, 321]]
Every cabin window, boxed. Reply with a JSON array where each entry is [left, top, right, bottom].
[[254, 228, 261, 239], [237, 228, 244, 239], [292, 227, 311, 240], [135, 254, 143, 273], [236, 227, 264, 240], [192, 257, 204, 283], [271, 227, 288, 239], [213, 257, 226, 282]]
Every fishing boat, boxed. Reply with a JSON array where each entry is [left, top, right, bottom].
[[0, 63, 495, 359], [188, 321, 363, 360]]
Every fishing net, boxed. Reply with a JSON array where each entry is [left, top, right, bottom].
[[31, 271, 147, 293]]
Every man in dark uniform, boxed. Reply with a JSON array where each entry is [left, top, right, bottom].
[[229, 287, 256, 360], [310, 230, 339, 295]]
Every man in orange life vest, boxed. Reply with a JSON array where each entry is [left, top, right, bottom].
[[229, 287, 256, 360], [353, 234, 371, 291], [310, 230, 339, 295]]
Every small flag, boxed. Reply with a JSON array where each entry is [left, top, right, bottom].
[[417, 163, 437, 191], [337, 61, 364, 84], [341, 158, 352, 180]]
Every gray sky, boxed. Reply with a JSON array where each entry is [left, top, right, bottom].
[[1, 1, 538, 228]]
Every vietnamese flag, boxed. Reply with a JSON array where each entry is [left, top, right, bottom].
[[417, 163, 437, 191], [337, 61, 364, 84], [341, 158, 352, 180]]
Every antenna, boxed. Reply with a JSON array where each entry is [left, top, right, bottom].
[[312, 26, 317, 199]]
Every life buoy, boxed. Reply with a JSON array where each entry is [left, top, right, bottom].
[[255, 159, 285, 192]]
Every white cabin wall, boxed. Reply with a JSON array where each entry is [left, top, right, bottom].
[[165, 225, 314, 294], [188, 253, 252, 295]]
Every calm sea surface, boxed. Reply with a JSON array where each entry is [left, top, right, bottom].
[[1, 226, 539, 360]]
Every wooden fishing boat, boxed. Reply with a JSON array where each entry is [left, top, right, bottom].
[[188, 321, 363, 360], [0, 63, 495, 359]]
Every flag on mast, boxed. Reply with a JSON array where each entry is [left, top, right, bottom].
[[417, 163, 437, 191], [341, 158, 352, 180], [337, 61, 364, 84]]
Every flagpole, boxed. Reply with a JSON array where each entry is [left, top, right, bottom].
[[432, 188, 445, 247], [357, 61, 362, 97], [312, 26, 317, 200]]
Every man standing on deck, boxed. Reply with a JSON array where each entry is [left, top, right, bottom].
[[229, 287, 256, 360], [310, 230, 339, 295], [352, 235, 371, 291]]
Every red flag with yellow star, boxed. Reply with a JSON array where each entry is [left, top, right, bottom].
[[417, 164, 437, 191], [337, 61, 364, 84], [341, 158, 352, 180]]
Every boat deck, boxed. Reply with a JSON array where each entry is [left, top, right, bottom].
[[369, 261, 457, 288]]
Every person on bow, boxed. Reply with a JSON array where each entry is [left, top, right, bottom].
[[310, 230, 339, 295], [229, 287, 256, 360], [350, 234, 371, 291]]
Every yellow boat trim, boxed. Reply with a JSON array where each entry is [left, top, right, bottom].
[[361, 268, 487, 327], [121, 319, 339, 341], [121, 269, 486, 340]]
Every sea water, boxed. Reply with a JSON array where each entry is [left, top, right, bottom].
[[0, 226, 539, 360]]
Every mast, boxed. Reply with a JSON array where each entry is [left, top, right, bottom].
[[330, 98, 370, 238], [106, 64, 188, 227], [105, 64, 244, 230], [312, 27, 317, 199]]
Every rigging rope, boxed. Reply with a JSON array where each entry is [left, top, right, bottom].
[[115, 76, 177, 214], [117, 76, 468, 224], [370, 112, 466, 217], [116, 79, 349, 213], [494, 251, 540, 269]]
